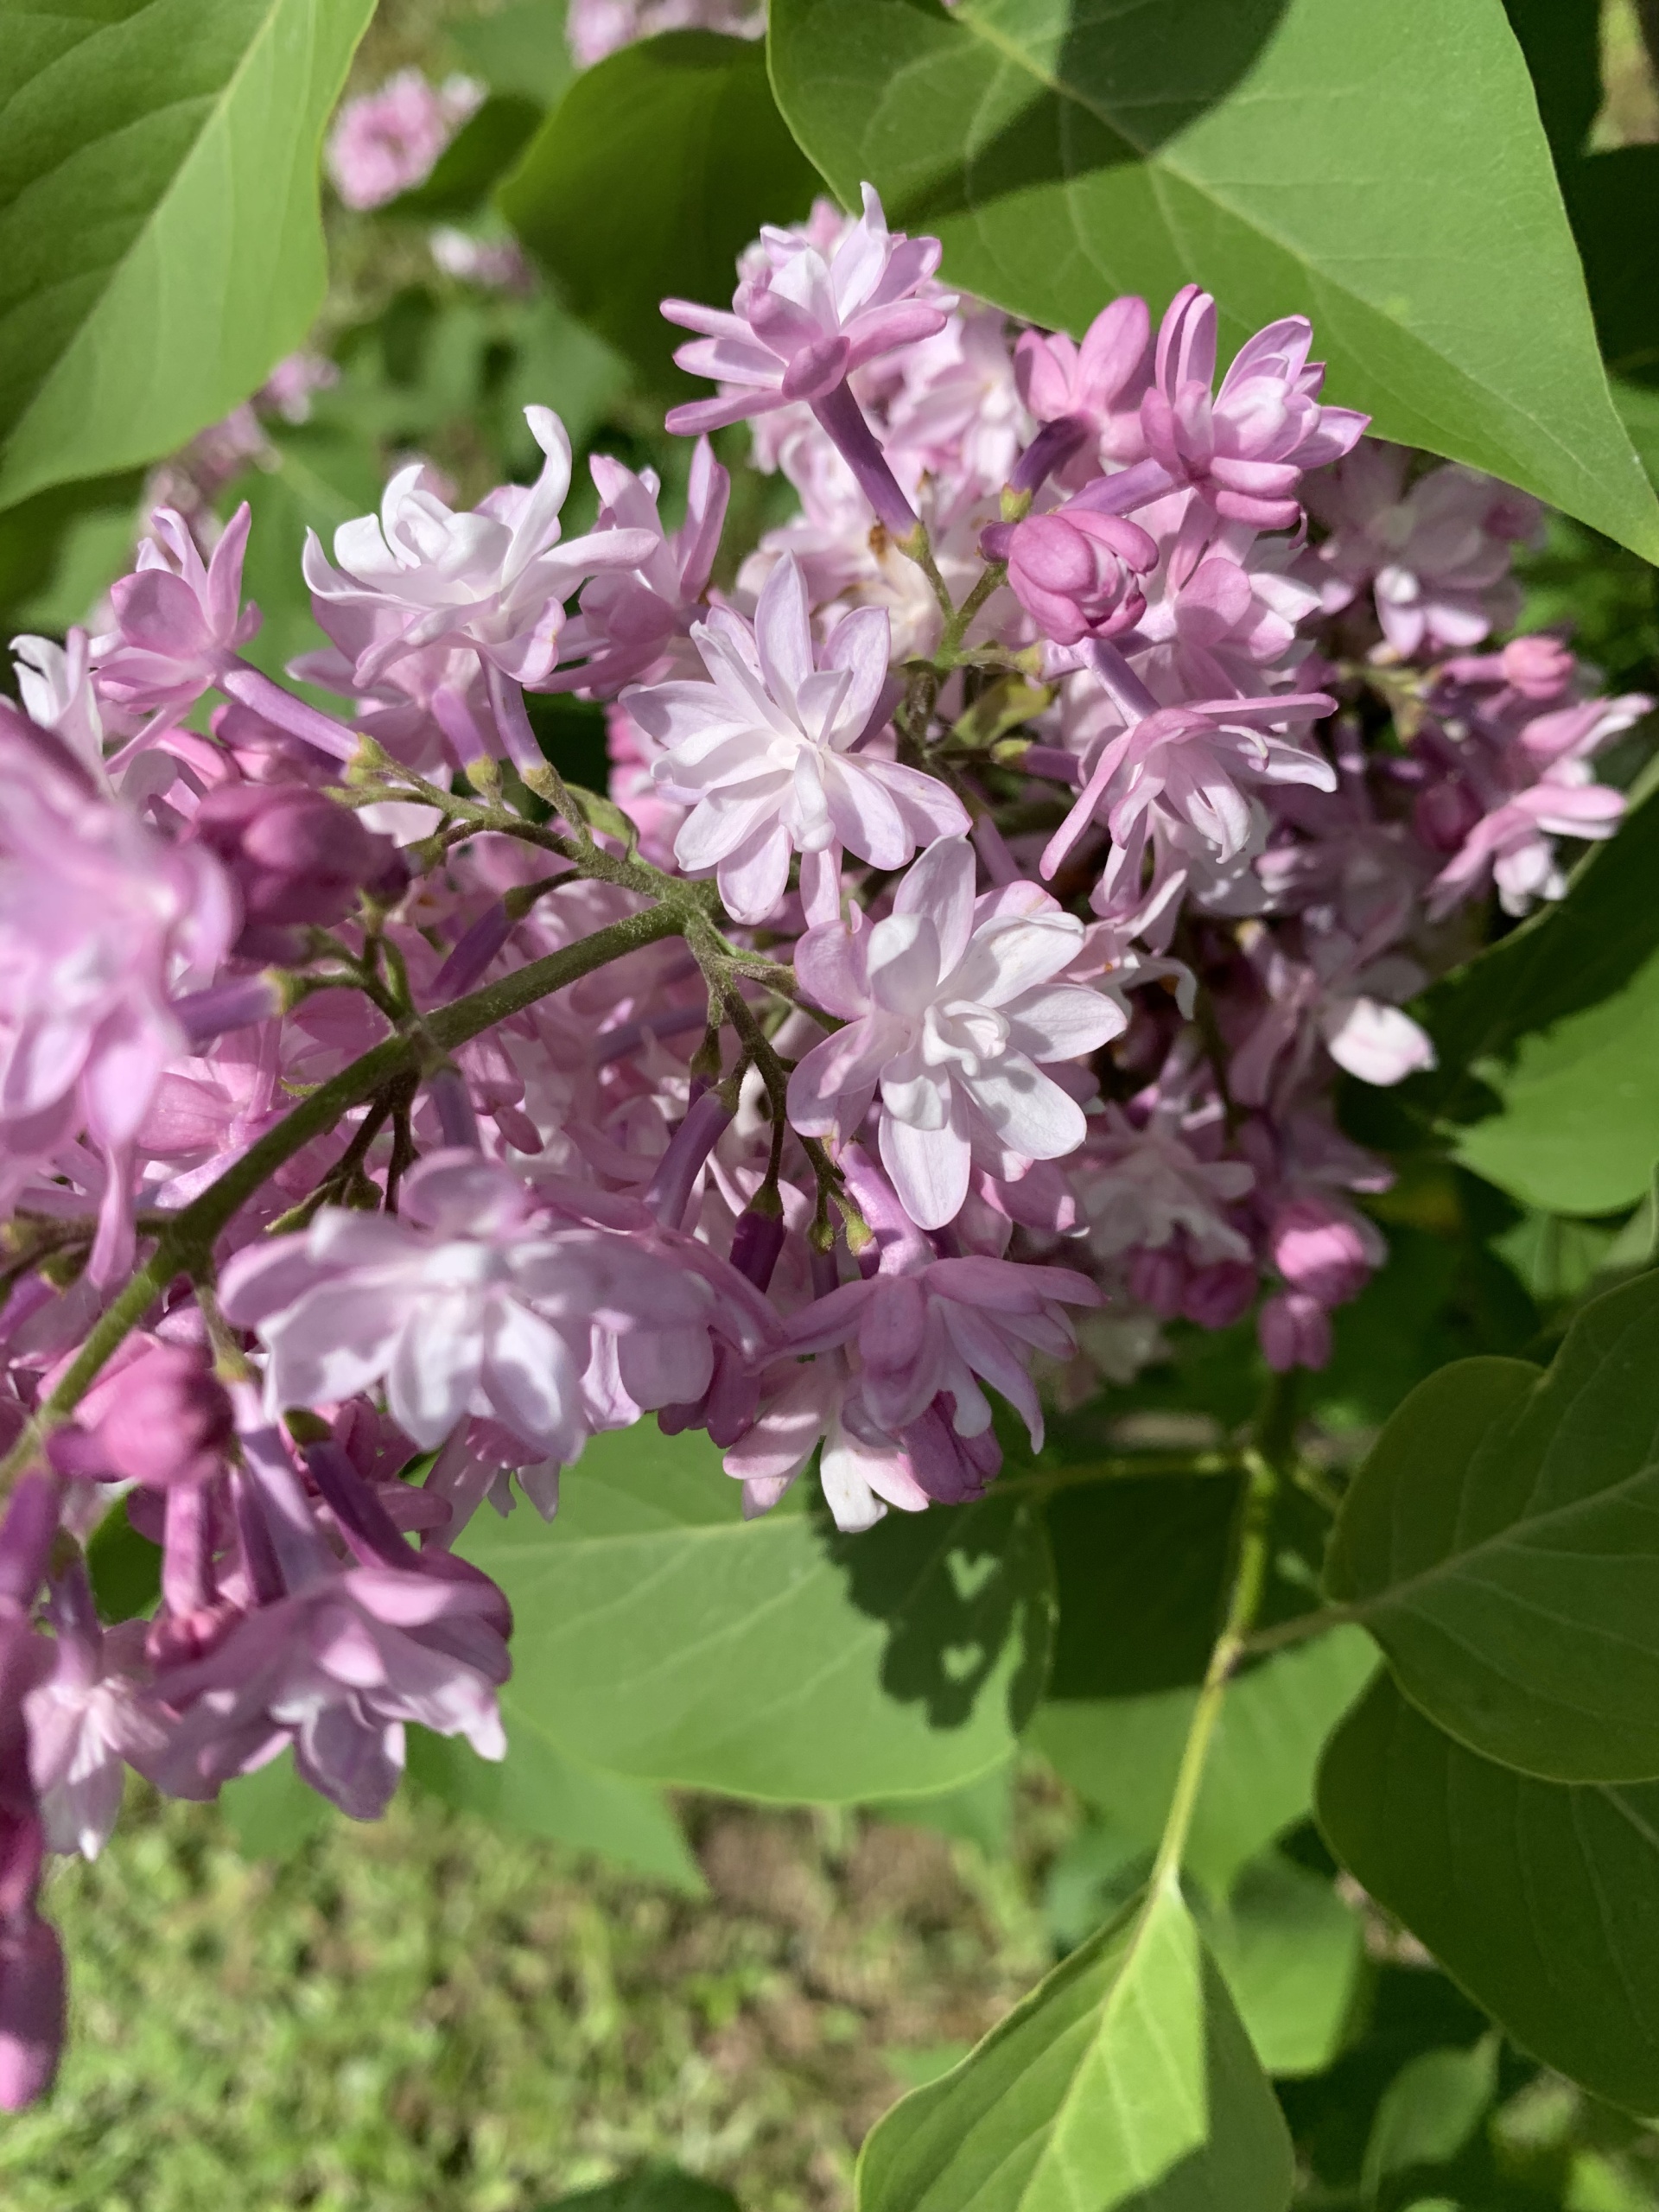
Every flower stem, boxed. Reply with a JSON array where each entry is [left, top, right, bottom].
[[1149, 1447, 1277, 1892]]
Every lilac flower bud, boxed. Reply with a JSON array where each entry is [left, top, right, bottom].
[[94, 1344, 235, 1489], [729, 1203, 786, 1293], [0, 1913, 64, 2112], [1413, 779, 1484, 857], [190, 784, 401, 938], [1501, 633, 1574, 699], [1269, 1199, 1372, 1307], [1258, 1291, 1332, 1373], [1180, 1260, 1257, 1330], [1004, 509, 1157, 648], [1128, 1245, 1187, 1318]]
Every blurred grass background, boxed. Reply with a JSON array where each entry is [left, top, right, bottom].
[[0, 1781, 1064, 2211]]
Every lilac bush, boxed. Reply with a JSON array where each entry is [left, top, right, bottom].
[[0, 156, 1646, 2137]]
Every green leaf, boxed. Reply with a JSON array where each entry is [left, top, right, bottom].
[[459, 1421, 1054, 1802], [1360, 2037, 1498, 2201], [384, 93, 543, 220], [499, 29, 821, 388], [1451, 944, 1659, 1214], [545, 2167, 740, 2212], [766, 0, 1659, 561], [1317, 1669, 1659, 2114], [0, 0, 376, 512], [448, 0, 579, 108], [1033, 1629, 1377, 1899], [404, 1731, 705, 1893], [1203, 1852, 1365, 2081], [85, 1496, 162, 1625], [1325, 1273, 1659, 1781], [856, 1873, 1294, 2212], [1042, 1472, 1239, 1700]]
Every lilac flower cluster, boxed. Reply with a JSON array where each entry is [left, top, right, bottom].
[[0, 182, 1641, 2105]]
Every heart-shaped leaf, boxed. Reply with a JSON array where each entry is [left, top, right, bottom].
[[1325, 1273, 1659, 1781], [767, 0, 1659, 559]]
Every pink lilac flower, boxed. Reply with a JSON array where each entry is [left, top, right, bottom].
[[302, 408, 659, 699], [551, 438, 729, 696], [26, 1573, 162, 1861], [1012, 295, 1153, 492], [93, 505, 262, 725], [219, 1151, 740, 1461], [1308, 445, 1541, 654], [787, 838, 1125, 1230], [0, 711, 234, 1277], [663, 185, 952, 534], [1130, 287, 1368, 529], [566, 0, 765, 67], [733, 1246, 1096, 1527], [664, 185, 952, 436], [326, 71, 483, 212], [1042, 666, 1339, 907], [626, 556, 967, 925], [1074, 1099, 1255, 1272]]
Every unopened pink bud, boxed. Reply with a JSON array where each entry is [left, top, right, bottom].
[[95, 1344, 234, 1488], [1128, 1245, 1187, 1317], [1413, 779, 1482, 857], [1181, 1260, 1256, 1330], [1006, 508, 1157, 647], [1500, 633, 1573, 700], [191, 785, 400, 931], [1270, 1198, 1371, 1306], [1258, 1291, 1332, 1373]]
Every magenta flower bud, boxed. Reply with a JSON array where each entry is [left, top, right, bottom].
[[191, 784, 398, 931], [1270, 1199, 1372, 1307], [1413, 779, 1483, 857], [1181, 1260, 1257, 1330], [729, 1204, 786, 1293], [1258, 1291, 1332, 1374], [0, 1478, 60, 1617], [1499, 633, 1573, 700], [1005, 509, 1157, 648], [642, 1088, 734, 1230], [0, 1913, 65, 2112], [1128, 1244, 1187, 1318], [95, 1344, 235, 1489]]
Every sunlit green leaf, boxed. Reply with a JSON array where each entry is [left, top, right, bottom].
[[767, 0, 1659, 558], [857, 1873, 1294, 2212], [0, 0, 376, 509]]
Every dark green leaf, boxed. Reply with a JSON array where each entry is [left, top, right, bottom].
[[0, 0, 376, 509], [1360, 2036, 1497, 2199], [1033, 1630, 1377, 1899], [1204, 1852, 1366, 2081], [385, 93, 543, 220], [767, 0, 1659, 560], [404, 1731, 705, 1892], [460, 1421, 1053, 1802], [856, 1874, 1294, 2212], [1325, 1274, 1659, 1781], [1042, 1473, 1239, 1700], [1317, 1670, 1659, 2113], [499, 30, 821, 388], [543, 2166, 740, 2211]]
